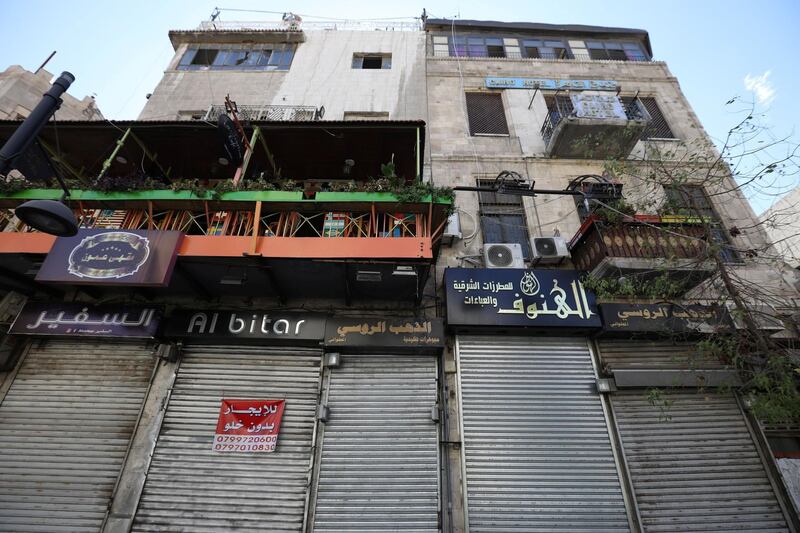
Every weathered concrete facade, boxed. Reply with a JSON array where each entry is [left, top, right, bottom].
[[0, 65, 102, 120], [139, 29, 427, 122]]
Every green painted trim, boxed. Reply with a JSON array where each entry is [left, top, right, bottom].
[[0, 189, 451, 204]]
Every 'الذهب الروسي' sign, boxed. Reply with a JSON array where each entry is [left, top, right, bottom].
[[9, 301, 160, 338], [598, 303, 733, 336], [324, 317, 445, 351], [161, 310, 327, 344], [36, 229, 183, 287], [445, 268, 601, 328], [213, 399, 285, 453], [485, 77, 618, 91]]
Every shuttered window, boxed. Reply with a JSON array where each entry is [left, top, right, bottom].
[[477, 178, 530, 256], [466, 93, 509, 136], [624, 97, 676, 139]]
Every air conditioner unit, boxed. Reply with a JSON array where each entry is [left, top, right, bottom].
[[530, 237, 570, 265], [483, 243, 525, 269]]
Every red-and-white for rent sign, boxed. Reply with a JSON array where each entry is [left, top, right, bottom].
[[213, 399, 286, 453]]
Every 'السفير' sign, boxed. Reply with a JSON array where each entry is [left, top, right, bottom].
[[445, 268, 601, 328]]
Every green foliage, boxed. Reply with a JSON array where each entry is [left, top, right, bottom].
[[646, 388, 674, 422], [581, 272, 685, 300], [591, 198, 636, 225], [0, 177, 36, 194]]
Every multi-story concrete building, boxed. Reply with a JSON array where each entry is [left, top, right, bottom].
[[761, 186, 800, 269], [0, 14, 797, 533], [0, 65, 102, 120]]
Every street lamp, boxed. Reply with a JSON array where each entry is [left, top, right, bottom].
[[0, 71, 79, 236]]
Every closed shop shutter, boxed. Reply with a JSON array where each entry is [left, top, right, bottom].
[[457, 336, 630, 532], [312, 355, 439, 532], [613, 391, 789, 532], [0, 339, 155, 533], [131, 345, 322, 533], [597, 340, 725, 370]]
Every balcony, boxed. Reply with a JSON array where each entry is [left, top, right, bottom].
[[569, 215, 716, 291], [0, 119, 446, 302], [541, 95, 650, 159], [203, 104, 324, 122]]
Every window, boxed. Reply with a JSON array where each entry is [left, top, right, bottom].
[[585, 41, 647, 61], [177, 45, 296, 71], [477, 178, 531, 256], [521, 39, 570, 59], [352, 54, 392, 69], [466, 93, 509, 136], [621, 97, 676, 139], [665, 185, 739, 262], [450, 36, 509, 58]]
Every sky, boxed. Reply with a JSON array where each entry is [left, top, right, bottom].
[[2, 0, 798, 214]]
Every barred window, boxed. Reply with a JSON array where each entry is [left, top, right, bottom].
[[477, 178, 530, 256], [623, 97, 676, 139], [466, 93, 509, 136], [665, 185, 739, 262]]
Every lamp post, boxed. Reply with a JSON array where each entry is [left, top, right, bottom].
[[0, 71, 79, 236]]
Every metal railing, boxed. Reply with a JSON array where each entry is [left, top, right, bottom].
[[570, 218, 710, 273], [198, 20, 421, 32], [203, 104, 323, 122], [540, 96, 650, 146], [430, 49, 652, 61]]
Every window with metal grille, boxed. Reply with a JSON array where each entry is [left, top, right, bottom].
[[622, 97, 676, 139], [665, 185, 739, 262], [477, 178, 530, 257], [466, 93, 509, 136]]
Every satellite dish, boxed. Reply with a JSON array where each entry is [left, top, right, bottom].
[[315, 105, 325, 120], [217, 115, 244, 167]]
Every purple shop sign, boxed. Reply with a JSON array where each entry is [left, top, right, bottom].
[[36, 229, 183, 287], [10, 301, 161, 338]]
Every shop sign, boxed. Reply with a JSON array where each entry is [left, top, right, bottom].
[[213, 399, 285, 453], [445, 268, 601, 328], [36, 229, 183, 287], [162, 310, 327, 343], [325, 317, 445, 350], [599, 303, 733, 335], [485, 77, 617, 91], [9, 301, 160, 338]]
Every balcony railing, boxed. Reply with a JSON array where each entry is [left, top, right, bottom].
[[541, 96, 649, 147], [203, 104, 324, 122], [570, 215, 710, 274], [430, 49, 653, 61], [197, 20, 422, 32]]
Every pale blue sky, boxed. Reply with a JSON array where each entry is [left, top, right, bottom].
[[2, 0, 798, 213]]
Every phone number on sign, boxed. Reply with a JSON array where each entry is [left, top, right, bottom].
[[213, 434, 277, 452]]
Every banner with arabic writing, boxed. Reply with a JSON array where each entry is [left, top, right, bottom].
[[445, 268, 601, 329], [213, 399, 285, 453]]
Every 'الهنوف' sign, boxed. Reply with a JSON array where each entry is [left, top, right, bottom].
[[36, 229, 183, 287], [213, 399, 285, 453], [445, 268, 601, 329]]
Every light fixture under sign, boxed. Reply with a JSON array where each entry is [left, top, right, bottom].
[[392, 266, 417, 277], [356, 270, 382, 282]]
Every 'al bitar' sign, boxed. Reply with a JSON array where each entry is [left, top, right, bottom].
[[214, 399, 285, 453], [445, 268, 601, 328], [36, 229, 183, 287]]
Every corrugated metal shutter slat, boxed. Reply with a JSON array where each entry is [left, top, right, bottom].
[[131, 345, 321, 533], [613, 391, 788, 532], [0, 339, 155, 533], [313, 355, 439, 533], [457, 336, 630, 533]]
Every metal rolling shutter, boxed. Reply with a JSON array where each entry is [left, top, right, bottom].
[[131, 345, 321, 533], [597, 340, 725, 370], [0, 339, 155, 533], [312, 355, 439, 532], [613, 391, 789, 532], [457, 336, 630, 533]]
